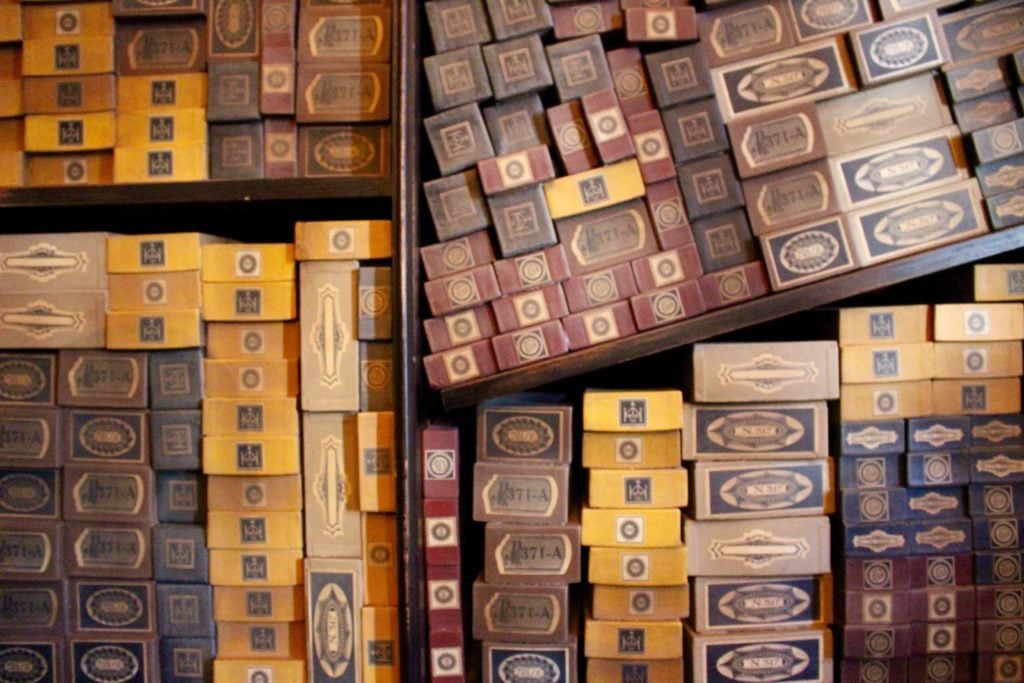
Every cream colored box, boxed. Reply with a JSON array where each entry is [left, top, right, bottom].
[[202, 397, 299, 436], [0, 231, 110, 291], [684, 516, 831, 576], [975, 264, 1024, 302], [213, 585, 305, 622], [588, 468, 688, 509], [216, 621, 305, 659], [302, 412, 362, 558], [203, 359, 299, 397], [113, 144, 209, 184], [583, 389, 684, 432], [591, 584, 689, 621], [206, 321, 300, 360], [209, 548, 304, 586], [363, 513, 399, 607], [362, 606, 400, 683], [202, 281, 297, 322], [117, 73, 207, 111], [582, 431, 681, 469], [582, 507, 682, 547], [840, 343, 935, 383], [105, 309, 202, 349], [934, 303, 1024, 341], [206, 510, 304, 549], [932, 378, 1021, 415], [107, 233, 228, 273], [202, 243, 296, 283], [839, 380, 934, 420], [692, 341, 840, 402], [584, 614, 683, 660], [294, 220, 392, 261], [588, 546, 688, 586], [0, 289, 106, 348], [933, 341, 1023, 378], [300, 261, 359, 412], [24, 112, 115, 152], [358, 411, 395, 513], [202, 436, 301, 476], [839, 304, 931, 346], [106, 271, 201, 311], [116, 109, 207, 147]]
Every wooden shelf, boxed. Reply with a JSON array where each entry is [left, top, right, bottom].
[[0, 176, 392, 208], [439, 226, 1024, 409]]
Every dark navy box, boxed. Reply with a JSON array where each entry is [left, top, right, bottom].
[[156, 472, 206, 524], [70, 638, 154, 683], [71, 580, 155, 637], [839, 419, 906, 455], [160, 637, 215, 683], [148, 349, 203, 410], [156, 583, 214, 638], [905, 451, 970, 487], [971, 414, 1024, 448], [151, 411, 202, 471], [905, 487, 966, 521], [973, 516, 1024, 551], [841, 488, 907, 524], [969, 483, 1024, 516], [906, 416, 971, 452], [0, 639, 63, 682], [908, 519, 973, 555], [970, 447, 1024, 483], [153, 524, 208, 583], [844, 522, 911, 558], [975, 550, 1024, 585], [839, 452, 903, 490]]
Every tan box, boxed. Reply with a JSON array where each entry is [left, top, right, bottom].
[[22, 37, 115, 76], [206, 321, 299, 360], [297, 7, 391, 64], [115, 109, 206, 146], [207, 475, 303, 513], [474, 462, 570, 525], [582, 507, 682, 547], [116, 73, 207, 111], [841, 342, 935, 383], [362, 606, 400, 683], [0, 118, 21, 152], [588, 659, 683, 683], [299, 261, 359, 411], [0, 80, 22, 119], [358, 411, 395, 513], [588, 546, 688, 586], [203, 359, 298, 397], [934, 303, 1024, 341], [589, 468, 688, 509], [107, 233, 227, 273], [839, 380, 934, 420], [591, 584, 689, 621], [216, 621, 305, 659], [692, 341, 840, 402], [113, 144, 208, 184], [582, 390, 684, 432], [0, 289, 106, 348], [26, 152, 113, 186], [839, 305, 931, 346], [0, 231, 109, 292], [975, 264, 1024, 301], [932, 378, 1021, 415], [207, 510, 303, 549], [0, 5, 19, 42], [213, 660, 305, 682], [294, 220, 392, 261], [24, 112, 115, 152], [202, 281, 296, 322], [302, 412, 362, 558], [0, 151, 23, 187], [22, 3, 115, 39], [202, 244, 296, 283], [202, 397, 299, 436], [363, 513, 398, 607], [684, 516, 831, 576], [542, 158, 646, 219], [584, 615, 683, 659], [209, 548, 303, 586], [582, 430, 681, 469], [213, 585, 305, 622], [106, 271, 200, 311], [105, 309, 202, 349], [202, 436, 301, 476], [932, 341, 1023, 378]]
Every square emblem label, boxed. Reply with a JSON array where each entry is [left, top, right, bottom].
[[624, 477, 652, 504], [618, 399, 647, 427]]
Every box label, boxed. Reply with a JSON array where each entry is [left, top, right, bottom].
[[0, 470, 58, 517]]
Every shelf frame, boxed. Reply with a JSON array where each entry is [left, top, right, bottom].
[[439, 226, 1024, 410]]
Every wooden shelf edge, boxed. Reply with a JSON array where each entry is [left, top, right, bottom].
[[0, 176, 393, 207], [439, 226, 1024, 409]]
